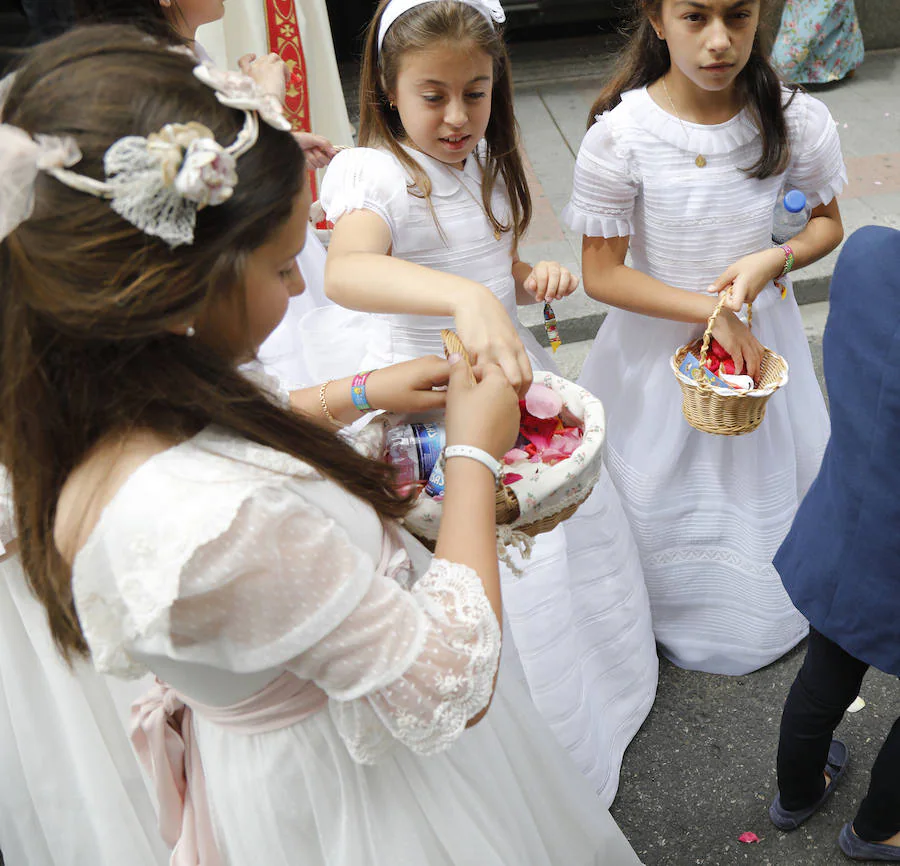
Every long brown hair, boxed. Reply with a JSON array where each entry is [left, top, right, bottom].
[[589, 0, 796, 179], [0, 25, 410, 661], [358, 0, 531, 243]]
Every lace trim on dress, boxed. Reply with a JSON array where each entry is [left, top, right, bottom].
[[74, 431, 319, 678], [620, 87, 759, 156], [330, 557, 501, 763]]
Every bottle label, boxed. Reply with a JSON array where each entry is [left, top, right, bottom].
[[411, 423, 445, 479], [424, 460, 445, 498]]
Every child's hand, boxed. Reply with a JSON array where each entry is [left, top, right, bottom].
[[707, 248, 786, 311], [523, 261, 580, 302], [454, 288, 532, 397], [445, 359, 520, 462], [293, 132, 338, 169], [709, 308, 765, 381], [364, 356, 449, 415], [238, 52, 287, 103]]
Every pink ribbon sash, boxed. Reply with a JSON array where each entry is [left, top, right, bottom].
[[131, 672, 327, 866]]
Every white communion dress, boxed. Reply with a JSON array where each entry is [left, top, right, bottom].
[[298, 143, 659, 807], [71, 427, 643, 865], [0, 471, 166, 866], [564, 87, 844, 675]]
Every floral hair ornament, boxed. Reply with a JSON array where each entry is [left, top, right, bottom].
[[0, 63, 292, 248], [376, 0, 505, 55]]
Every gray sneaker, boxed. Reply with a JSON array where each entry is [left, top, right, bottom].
[[839, 824, 900, 861]]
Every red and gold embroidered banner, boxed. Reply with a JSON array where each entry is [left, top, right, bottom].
[[264, 0, 318, 200]]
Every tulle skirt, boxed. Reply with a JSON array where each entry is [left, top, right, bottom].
[[578, 283, 826, 674], [0, 550, 166, 866], [194, 654, 643, 865]]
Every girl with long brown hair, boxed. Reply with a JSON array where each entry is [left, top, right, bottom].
[[0, 25, 642, 864], [313, 0, 579, 393], [304, 0, 660, 809], [564, 0, 846, 674]]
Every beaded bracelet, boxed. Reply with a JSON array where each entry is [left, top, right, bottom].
[[351, 370, 374, 412], [319, 380, 338, 424]]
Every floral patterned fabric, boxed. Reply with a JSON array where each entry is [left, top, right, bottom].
[[772, 0, 865, 85]]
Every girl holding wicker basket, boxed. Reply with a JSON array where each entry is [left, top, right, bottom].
[[300, 0, 660, 807], [563, 0, 846, 675]]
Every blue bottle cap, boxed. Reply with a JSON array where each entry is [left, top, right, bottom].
[[783, 189, 807, 213]]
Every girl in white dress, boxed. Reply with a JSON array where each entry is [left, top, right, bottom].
[[308, 0, 659, 806], [563, 0, 846, 675], [0, 27, 642, 865]]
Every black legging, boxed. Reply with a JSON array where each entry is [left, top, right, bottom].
[[777, 627, 900, 842]]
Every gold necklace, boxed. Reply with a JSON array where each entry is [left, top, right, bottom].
[[661, 77, 707, 168], [443, 162, 503, 241]]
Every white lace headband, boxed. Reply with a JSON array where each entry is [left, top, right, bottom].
[[0, 63, 292, 248], [377, 0, 505, 54]]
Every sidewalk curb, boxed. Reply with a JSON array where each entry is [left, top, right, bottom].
[[526, 274, 831, 346]]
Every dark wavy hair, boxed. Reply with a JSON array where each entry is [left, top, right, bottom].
[[0, 25, 409, 661], [358, 0, 531, 243], [588, 0, 797, 179]]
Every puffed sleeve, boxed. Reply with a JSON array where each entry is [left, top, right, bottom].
[[319, 147, 411, 241], [107, 480, 501, 762], [784, 92, 847, 208], [561, 114, 639, 238]]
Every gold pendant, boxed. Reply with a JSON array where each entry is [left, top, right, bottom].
[[695, 154, 707, 168], [494, 229, 501, 240]]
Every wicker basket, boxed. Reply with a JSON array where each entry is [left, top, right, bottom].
[[671, 293, 789, 436], [403, 331, 606, 551]]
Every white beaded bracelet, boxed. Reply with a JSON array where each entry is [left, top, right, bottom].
[[443, 445, 502, 483]]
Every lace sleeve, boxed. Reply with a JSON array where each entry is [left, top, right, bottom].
[[562, 113, 638, 238], [111, 477, 501, 762]]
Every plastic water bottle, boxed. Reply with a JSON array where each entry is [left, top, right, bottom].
[[772, 189, 811, 245], [384, 422, 446, 490]]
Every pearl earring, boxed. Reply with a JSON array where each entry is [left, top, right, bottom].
[[185, 325, 196, 338]]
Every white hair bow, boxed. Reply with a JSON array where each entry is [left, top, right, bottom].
[[0, 124, 82, 242], [377, 0, 506, 54]]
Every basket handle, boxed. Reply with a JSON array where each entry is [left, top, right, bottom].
[[441, 329, 477, 386], [696, 292, 753, 389]]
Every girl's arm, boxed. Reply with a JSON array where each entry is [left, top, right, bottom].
[[583, 234, 766, 378], [709, 200, 844, 309], [325, 209, 532, 394], [288, 356, 449, 427]]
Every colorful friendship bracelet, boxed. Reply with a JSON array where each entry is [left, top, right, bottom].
[[779, 244, 795, 277], [775, 244, 795, 300], [351, 370, 374, 412]]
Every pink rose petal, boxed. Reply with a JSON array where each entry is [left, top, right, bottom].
[[738, 832, 760, 844], [502, 472, 523, 484], [524, 383, 563, 419], [503, 448, 530, 465]]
